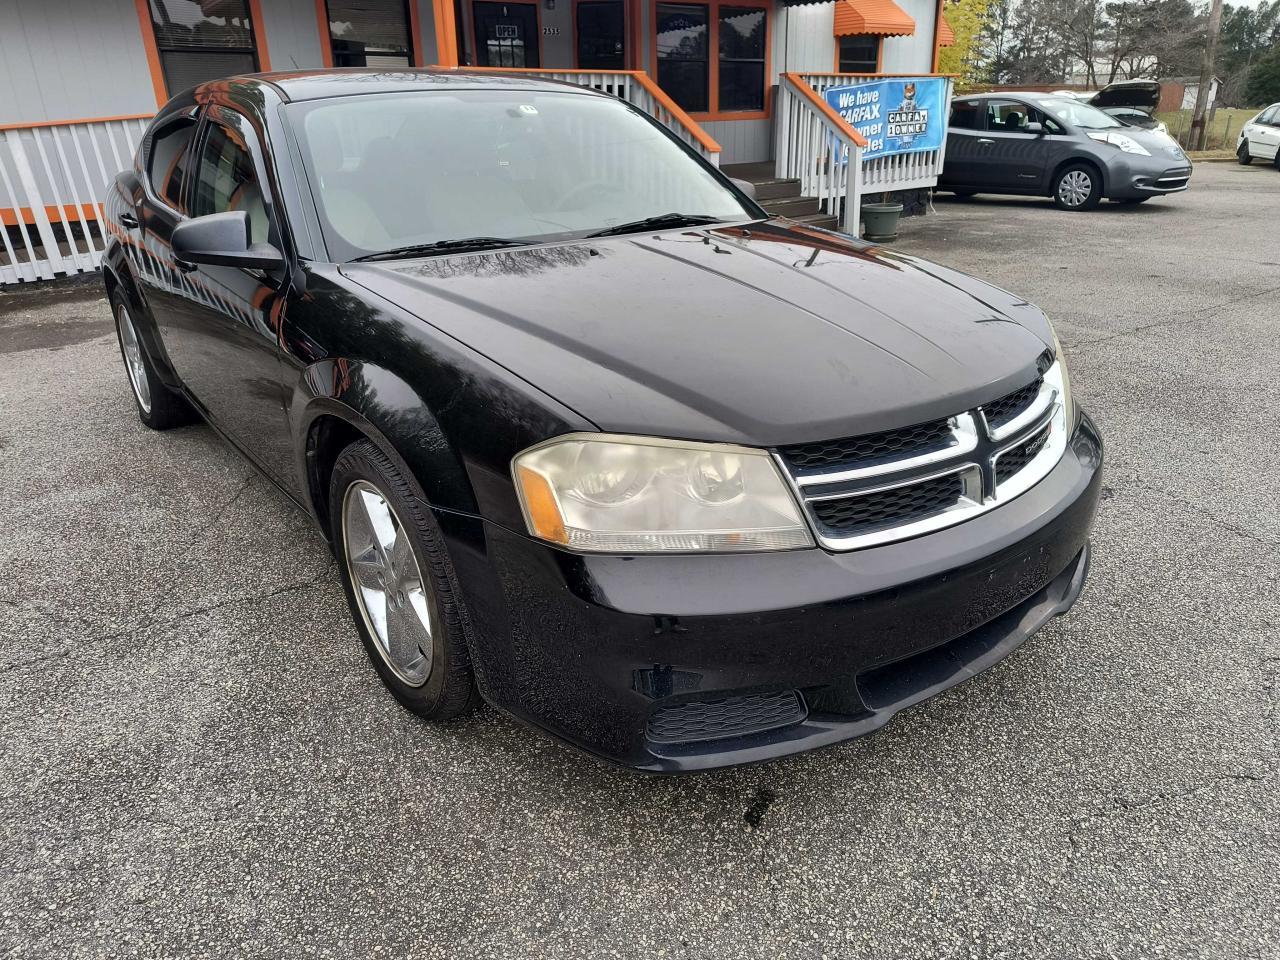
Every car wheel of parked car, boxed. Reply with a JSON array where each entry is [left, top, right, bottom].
[[111, 290, 195, 430], [1053, 165, 1102, 211], [329, 438, 477, 720], [1237, 142, 1253, 165]]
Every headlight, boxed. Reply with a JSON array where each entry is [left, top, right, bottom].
[[512, 434, 814, 553], [1086, 130, 1151, 156], [1047, 327, 1075, 430]]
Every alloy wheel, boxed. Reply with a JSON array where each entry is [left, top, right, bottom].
[[341, 480, 435, 687], [116, 303, 152, 414], [1058, 170, 1092, 208]]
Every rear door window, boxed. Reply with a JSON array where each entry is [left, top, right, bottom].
[[148, 118, 197, 212], [949, 101, 983, 130]]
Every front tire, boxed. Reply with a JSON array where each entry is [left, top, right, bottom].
[[1237, 141, 1253, 165], [329, 438, 477, 719], [110, 289, 195, 430], [1053, 164, 1103, 211]]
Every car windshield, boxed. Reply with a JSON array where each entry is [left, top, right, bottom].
[[1034, 98, 1124, 131], [289, 90, 755, 260]]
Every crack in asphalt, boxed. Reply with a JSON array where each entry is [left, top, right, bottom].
[[133, 472, 258, 626], [1110, 473, 1280, 551], [0, 574, 335, 678], [1067, 770, 1275, 852], [1068, 282, 1280, 350]]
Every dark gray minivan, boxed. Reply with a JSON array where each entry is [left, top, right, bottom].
[[940, 92, 1193, 210]]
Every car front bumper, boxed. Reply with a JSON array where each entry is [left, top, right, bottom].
[[1109, 157, 1193, 198], [441, 413, 1104, 772]]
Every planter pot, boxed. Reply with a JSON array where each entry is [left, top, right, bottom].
[[860, 202, 904, 242]]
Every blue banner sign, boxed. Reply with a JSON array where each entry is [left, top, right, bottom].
[[823, 77, 948, 160]]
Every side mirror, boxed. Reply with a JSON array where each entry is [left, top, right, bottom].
[[1025, 121, 1045, 135], [172, 210, 283, 270], [730, 177, 757, 200]]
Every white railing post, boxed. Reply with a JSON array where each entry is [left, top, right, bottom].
[[843, 142, 863, 235]]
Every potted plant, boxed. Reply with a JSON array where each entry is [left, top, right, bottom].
[[860, 191, 904, 242]]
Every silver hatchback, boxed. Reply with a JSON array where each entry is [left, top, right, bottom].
[[939, 93, 1193, 211]]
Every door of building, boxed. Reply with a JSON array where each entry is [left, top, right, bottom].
[[576, 1, 626, 70], [473, 2, 540, 68]]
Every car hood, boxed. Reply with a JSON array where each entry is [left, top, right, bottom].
[[1089, 79, 1161, 111], [340, 219, 1056, 446]]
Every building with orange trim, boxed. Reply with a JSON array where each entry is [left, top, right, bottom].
[[0, 0, 948, 168]]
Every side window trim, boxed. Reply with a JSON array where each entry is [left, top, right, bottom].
[[144, 107, 201, 216]]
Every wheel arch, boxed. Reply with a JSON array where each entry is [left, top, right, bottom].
[[294, 362, 480, 542], [1050, 156, 1107, 197]]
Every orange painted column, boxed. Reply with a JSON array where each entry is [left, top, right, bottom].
[[432, 0, 461, 66]]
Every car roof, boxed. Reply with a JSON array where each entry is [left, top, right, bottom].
[[955, 92, 1074, 102], [196, 68, 605, 103]]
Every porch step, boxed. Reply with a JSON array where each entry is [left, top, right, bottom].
[[722, 162, 840, 233], [750, 178, 805, 201]]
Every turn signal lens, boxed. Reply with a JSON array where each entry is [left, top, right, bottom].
[[512, 434, 814, 553]]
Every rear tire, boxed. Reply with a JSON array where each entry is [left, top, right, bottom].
[[1053, 164, 1103, 211], [329, 438, 477, 720], [1237, 141, 1253, 165], [110, 289, 195, 430]]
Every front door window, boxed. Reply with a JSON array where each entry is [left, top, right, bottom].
[[473, 2, 540, 68]]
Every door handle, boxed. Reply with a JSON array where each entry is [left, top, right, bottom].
[[977, 138, 995, 145], [120, 213, 139, 229]]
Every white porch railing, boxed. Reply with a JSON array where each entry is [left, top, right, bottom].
[[775, 73, 865, 235], [778, 73, 956, 235], [458, 67, 722, 167], [0, 115, 151, 284]]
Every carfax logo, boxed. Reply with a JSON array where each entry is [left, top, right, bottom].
[[886, 82, 929, 144]]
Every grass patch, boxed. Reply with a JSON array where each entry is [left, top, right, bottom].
[[1157, 107, 1268, 150]]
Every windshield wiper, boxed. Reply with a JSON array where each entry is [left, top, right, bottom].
[[585, 213, 725, 238], [351, 237, 531, 262]]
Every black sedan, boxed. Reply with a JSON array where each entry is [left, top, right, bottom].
[[102, 70, 1102, 772], [941, 92, 1192, 209]]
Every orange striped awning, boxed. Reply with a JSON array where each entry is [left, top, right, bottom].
[[937, 12, 956, 46], [832, 0, 917, 38]]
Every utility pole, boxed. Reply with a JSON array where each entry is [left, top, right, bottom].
[[1189, 0, 1224, 151]]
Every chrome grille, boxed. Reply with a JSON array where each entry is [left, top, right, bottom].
[[778, 362, 1070, 551], [780, 418, 953, 471], [811, 472, 965, 533], [995, 423, 1051, 485], [981, 377, 1042, 430]]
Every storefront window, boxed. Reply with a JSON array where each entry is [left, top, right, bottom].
[[656, 4, 709, 113], [148, 0, 258, 95], [326, 1, 414, 66], [718, 6, 765, 112], [656, 2, 767, 116]]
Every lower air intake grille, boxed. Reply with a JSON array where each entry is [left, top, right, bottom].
[[779, 418, 953, 471], [646, 691, 806, 744], [996, 426, 1051, 485], [810, 473, 965, 534]]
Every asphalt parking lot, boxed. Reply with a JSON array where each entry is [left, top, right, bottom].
[[2, 161, 1278, 959]]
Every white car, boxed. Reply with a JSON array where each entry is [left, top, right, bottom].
[[1238, 104, 1280, 166]]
